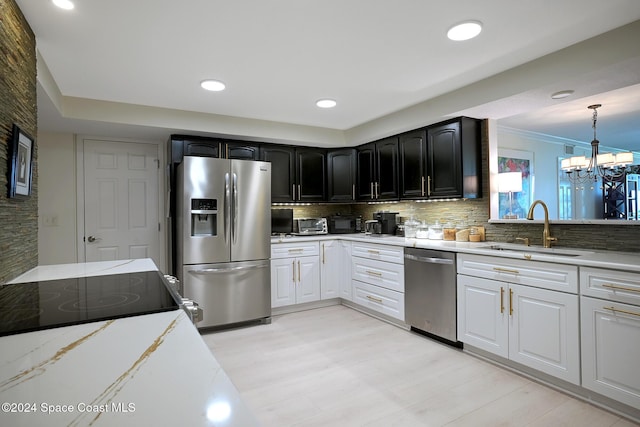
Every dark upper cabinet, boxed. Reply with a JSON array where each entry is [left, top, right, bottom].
[[427, 117, 481, 199], [183, 139, 221, 158], [356, 138, 399, 201], [260, 146, 296, 202], [225, 142, 261, 160], [260, 145, 326, 202], [296, 148, 326, 202], [327, 148, 357, 202], [399, 129, 428, 199]]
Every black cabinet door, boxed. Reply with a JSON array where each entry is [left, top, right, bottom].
[[296, 148, 326, 202], [356, 143, 376, 200], [399, 130, 427, 199], [427, 121, 462, 198], [183, 140, 221, 158], [327, 148, 356, 202], [260, 146, 295, 202], [375, 137, 399, 200], [226, 142, 260, 160]]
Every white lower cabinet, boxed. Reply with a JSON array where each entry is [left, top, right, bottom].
[[320, 240, 352, 301], [580, 267, 640, 409], [353, 280, 404, 320], [271, 242, 320, 308], [351, 241, 404, 321], [457, 254, 580, 385]]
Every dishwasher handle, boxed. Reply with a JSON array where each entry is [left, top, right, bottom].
[[404, 253, 454, 265]]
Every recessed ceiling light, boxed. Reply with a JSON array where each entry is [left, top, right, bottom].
[[52, 0, 74, 10], [551, 90, 575, 100], [316, 99, 337, 109], [447, 21, 482, 41], [200, 80, 226, 92]]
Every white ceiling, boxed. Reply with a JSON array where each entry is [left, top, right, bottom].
[[15, 0, 640, 149]]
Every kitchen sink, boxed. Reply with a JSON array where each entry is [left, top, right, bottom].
[[481, 243, 594, 258]]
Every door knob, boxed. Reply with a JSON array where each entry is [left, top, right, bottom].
[[87, 236, 97, 242]]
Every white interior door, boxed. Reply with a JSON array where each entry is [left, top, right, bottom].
[[81, 139, 160, 265]]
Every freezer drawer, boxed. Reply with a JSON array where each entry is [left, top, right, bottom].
[[183, 260, 271, 328]]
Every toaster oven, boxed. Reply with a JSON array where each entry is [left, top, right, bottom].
[[293, 218, 327, 235]]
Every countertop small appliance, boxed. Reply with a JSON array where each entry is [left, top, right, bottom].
[[293, 218, 328, 235], [373, 211, 399, 235]]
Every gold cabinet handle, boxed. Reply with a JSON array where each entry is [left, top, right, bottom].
[[370, 182, 374, 199], [322, 243, 325, 264], [367, 249, 380, 255], [366, 270, 383, 277], [500, 287, 504, 314], [421, 176, 425, 196], [352, 184, 355, 200], [298, 184, 301, 200], [509, 288, 514, 316], [366, 295, 383, 304], [375, 182, 380, 199], [288, 248, 304, 253], [292, 184, 296, 201], [427, 176, 431, 196], [604, 306, 640, 317], [493, 267, 520, 275], [298, 260, 301, 282], [292, 260, 296, 283], [602, 283, 640, 294]]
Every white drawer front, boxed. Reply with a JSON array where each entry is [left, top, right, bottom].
[[352, 256, 404, 292], [271, 242, 319, 259], [351, 242, 404, 264], [457, 254, 578, 293], [352, 280, 404, 321], [580, 267, 640, 306]]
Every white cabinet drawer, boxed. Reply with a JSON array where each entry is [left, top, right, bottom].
[[351, 242, 404, 264], [457, 254, 578, 293], [580, 267, 640, 306], [352, 280, 404, 321], [352, 256, 404, 292], [271, 242, 319, 259]]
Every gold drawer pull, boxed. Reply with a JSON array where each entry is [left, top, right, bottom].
[[366, 270, 383, 277], [367, 249, 380, 255], [602, 284, 640, 294], [509, 288, 514, 316], [500, 287, 505, 314], [604, 306, 640, 318], [493, 267, 520, 275], [288, 248, 304, 253], [366, 295, 383, 304]]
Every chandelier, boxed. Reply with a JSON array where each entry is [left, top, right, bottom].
[[560, 104, 634, 183]]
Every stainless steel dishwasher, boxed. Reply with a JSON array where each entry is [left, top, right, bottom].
[[404, 248, 460, 346]]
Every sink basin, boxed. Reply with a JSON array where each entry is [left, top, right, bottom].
[[481, 243, 594, 258]]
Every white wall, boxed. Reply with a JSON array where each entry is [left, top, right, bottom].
[[37, 132, 78, 265]]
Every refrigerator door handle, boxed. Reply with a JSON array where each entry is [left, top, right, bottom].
[[232, 172, 238, 244], [224, 172, 230, 245], [189, 264, 268, 274]]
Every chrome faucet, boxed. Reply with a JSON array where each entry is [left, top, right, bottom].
[[526, 200, 557, 248]]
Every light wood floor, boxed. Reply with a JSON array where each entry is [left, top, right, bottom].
[[201, 305, 639, 427]]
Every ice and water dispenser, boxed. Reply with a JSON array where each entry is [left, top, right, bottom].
[[190, 198, 217, 236]]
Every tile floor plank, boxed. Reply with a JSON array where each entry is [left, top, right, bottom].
[[200, 305, 639, 427]]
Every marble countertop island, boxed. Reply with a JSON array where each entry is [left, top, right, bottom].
[[0, 259, 258, 426]]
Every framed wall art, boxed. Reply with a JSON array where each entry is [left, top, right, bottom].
[[8, 124, 35, 198], [497, 148, 534, 219]]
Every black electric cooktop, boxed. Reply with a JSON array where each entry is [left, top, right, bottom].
[[0, 270, 180, 337]]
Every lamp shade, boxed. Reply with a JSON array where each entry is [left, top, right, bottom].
[[498, 172, 523, 193]]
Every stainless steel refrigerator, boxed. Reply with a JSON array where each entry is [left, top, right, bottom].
[[176, 156, 271, 328]]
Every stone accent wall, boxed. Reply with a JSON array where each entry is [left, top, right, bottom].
[[0, 0, 38, 283]]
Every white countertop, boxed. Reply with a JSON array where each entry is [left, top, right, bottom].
[[271, 233, 640, 273], [0, 259, 258, 426]]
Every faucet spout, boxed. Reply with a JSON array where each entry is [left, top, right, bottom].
[[526, 200, 557, 248]]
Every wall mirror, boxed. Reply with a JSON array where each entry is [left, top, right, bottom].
[[488, 83, 640, 223]]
